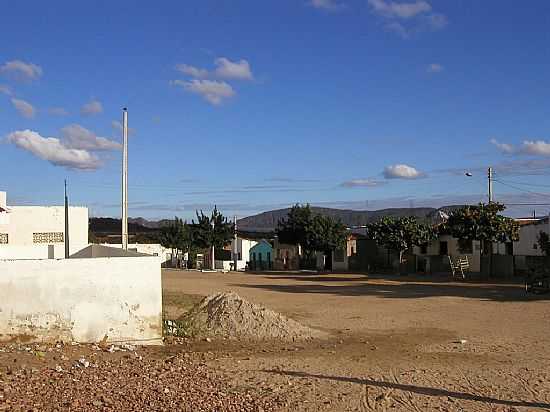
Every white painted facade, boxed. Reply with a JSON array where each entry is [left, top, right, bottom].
[[0, 252, 162, 344], [0, 191, 88, 259], [231, 237, 258, 270], [513, 218, 550, 256], [413, 234, 482, 272]]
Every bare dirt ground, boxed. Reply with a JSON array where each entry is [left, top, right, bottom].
[[1, 270, 549, 411], [163, 270, 550, 411]]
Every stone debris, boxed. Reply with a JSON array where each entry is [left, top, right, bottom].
[[77, 358, 90, 368], [0, 345, 284, 412], [182, 292, 326, 341]]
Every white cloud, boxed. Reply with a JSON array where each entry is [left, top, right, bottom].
[[175, 58, 254, 81], [341, 178, 385, 188], [0, 84, 12, 96], [367, 0, 447, 37], [309, 0, 346, 11], [383, 164, 424, 179], [11, 98, 36, 118], [80, 99, 103, 116], [60, 124, 121, 151], [522, 140, 550, 157], [0, 60, 43, 82], [427, 63, 443, 73], [48, 107, 69, 116], [214, 57, 253, 80], [175, 64, 208, 79], [490, 138, 550, 157], [6, 129, 100, 170], [368, 0, 431, 19], [111, 120, 135, 136], [385, 21, 409, 38], [426, 13, 448, 30], [171, 79, 235, 105], [490, 138, 515, 154]]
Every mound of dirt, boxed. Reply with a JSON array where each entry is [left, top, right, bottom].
[[182, 292, 326, 341]]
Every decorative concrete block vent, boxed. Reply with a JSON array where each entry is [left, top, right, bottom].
[[0, 245, 163, 345]]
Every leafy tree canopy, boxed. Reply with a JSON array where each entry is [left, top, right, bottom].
[[276, 204, 347, 255], [367, 216, 436, 262], [159, 217, 193, 257], [441, 202, 519, 253], [191, 206, 234, 250]]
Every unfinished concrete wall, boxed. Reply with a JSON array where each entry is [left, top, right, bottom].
[[0, 256, 162, 344]]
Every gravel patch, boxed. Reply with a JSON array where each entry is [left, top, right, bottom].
[[0, 343, 283, 412]]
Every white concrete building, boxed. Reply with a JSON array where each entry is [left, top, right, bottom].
[[513, 217, 550, 257], [413, 234, 483, 273], [0, 191, 88, 259], [227, 237, 258, 270]]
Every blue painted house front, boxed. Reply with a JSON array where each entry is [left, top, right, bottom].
[[249, 240, 273, 270]]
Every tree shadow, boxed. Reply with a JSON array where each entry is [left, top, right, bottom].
[[264, 370, 550, 409], [231, 276, 549, 302]]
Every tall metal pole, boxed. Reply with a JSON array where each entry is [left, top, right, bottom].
[[122, 108, 129, 250], [64, 179, 70, 258], [233, 215, 238, 271], [211, 220, 215, 270], [488, 167, 493, 203]]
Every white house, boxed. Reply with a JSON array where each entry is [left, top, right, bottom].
[[512, 217, 550, 257], [0, 191, 89, 259], [232, 237, 258, 270], [413, 235, 483, 273]]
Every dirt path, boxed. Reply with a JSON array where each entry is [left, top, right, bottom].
[[163, 270, 550, 411]]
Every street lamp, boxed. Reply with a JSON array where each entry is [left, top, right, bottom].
[[464, 169, 493, 202]]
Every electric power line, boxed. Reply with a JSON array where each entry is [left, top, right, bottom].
[[493, 179, 550, 198]]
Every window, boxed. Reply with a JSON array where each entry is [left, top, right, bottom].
[[334, 249, 345, 262], [0, 233, 7, 244], [252, 252, 256, 261], [267, 252, 271, 262], [350, 246, 355, 255], [439, 241, 448, 256], [33, 232, 64, 244], [420, 244, 428, 255]]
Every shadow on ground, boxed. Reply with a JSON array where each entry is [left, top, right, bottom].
[[231, 273, 549, 302], [264, 370, 550, 409]]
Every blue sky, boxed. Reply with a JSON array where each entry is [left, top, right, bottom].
[[2, 0, 550, 219]]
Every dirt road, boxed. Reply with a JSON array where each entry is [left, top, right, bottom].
[[163, 270, 550, 411]]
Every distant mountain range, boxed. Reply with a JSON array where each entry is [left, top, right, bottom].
[[90, 205, 464, 236], [235, 206, 464, 232]]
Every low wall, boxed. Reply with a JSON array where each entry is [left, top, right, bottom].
[[481, 255, 515, 278], [0, 256, 162, 344]]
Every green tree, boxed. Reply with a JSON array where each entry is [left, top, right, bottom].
[[276, 204, 347, 261], [310, 214, 347, 254], [191, 206, 234, 269], [537, 231, 550, 256], [276, 204, 315, 253], [367, 216, 436, 266], [159, 217, 188, 267], [442, 202, 519, 277]]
